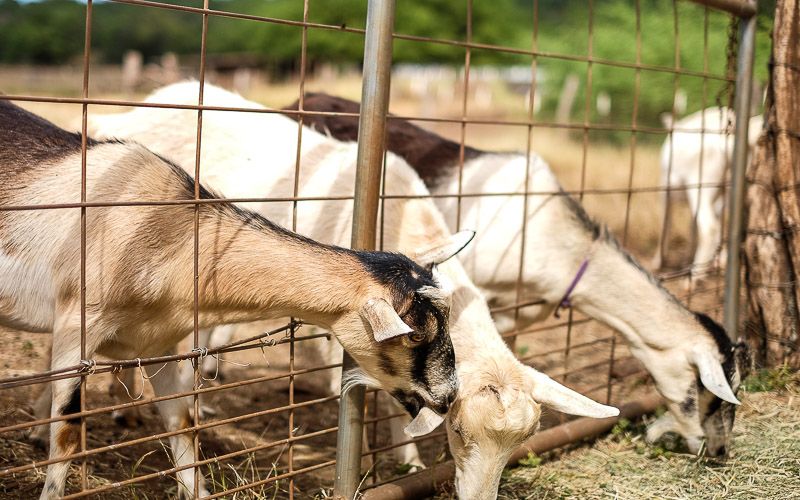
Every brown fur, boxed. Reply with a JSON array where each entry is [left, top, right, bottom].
[[283, 93, 483, 187], [178, 412, 192, 431], [0, 99, 97, 169], [0, 101, 382, 353], [55, 423, 80, 455]]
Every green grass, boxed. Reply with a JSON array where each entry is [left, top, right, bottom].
[[742, 364, 799, 393]]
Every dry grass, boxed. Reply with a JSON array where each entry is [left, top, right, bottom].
[[489, 382, 800, 500]]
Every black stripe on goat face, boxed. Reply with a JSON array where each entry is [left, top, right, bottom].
[[356, 251, 457, 414], [405, 293, 456, 411], [694, 312, 747, 456], [355, 251, 436, 292]]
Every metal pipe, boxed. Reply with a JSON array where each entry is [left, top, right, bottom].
[[723, 12, 757, 341], [360, 394, 663, 500], [333, 1, 396, 498], [689, 0, 757, 17]]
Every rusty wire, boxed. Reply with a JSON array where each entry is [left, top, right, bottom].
[[0, 0, 748, 498]]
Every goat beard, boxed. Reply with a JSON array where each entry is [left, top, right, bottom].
[[340, 368, 380, 394]]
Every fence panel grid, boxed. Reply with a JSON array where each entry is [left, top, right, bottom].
[[0, 0, 757, 498]]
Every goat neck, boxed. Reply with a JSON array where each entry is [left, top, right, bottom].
[[195, 206, 374, 330], [566, 237, 712, 397]]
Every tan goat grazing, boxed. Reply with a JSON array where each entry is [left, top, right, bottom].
[[0, 100, 463, 499]]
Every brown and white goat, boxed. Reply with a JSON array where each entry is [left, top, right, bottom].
[[0, 99, 462, 499], [88, 82, 619, 500], [283, 93, 747, 458]]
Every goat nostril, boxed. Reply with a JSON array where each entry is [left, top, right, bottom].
[[717, 445, 727, 456], [447, 391, 456, 406]]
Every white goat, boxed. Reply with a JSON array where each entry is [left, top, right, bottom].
[[89, 82, 619, 500], [284, 93, 747, 458], [0, 99, 466, 499], [655, 106, 763, 271]]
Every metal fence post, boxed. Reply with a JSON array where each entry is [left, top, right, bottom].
[[333, 1, 396, 498], [723, 9, 756, 342]]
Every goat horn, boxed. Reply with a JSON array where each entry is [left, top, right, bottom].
[[526, 367, 620, 418], [413, 230, 476, 267]]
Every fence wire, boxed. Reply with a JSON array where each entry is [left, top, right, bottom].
[[0, 0, 756, 498]]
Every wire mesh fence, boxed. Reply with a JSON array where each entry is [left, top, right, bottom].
[[0, 0, 757, 498]]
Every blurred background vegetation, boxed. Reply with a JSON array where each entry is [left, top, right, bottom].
[[0, 0, 776, 276], [0, 0, 774, 128]]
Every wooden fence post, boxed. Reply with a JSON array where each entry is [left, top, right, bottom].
[[743, 0, 800, 368]]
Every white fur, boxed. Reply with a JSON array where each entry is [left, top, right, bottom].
[[655, 106, 762, 271], [90, 82, 618, 500], [0, 251, 55, 332], [387, 109, 745, 458]]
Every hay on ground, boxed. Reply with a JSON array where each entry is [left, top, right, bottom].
[[493, 386, 799, 500]]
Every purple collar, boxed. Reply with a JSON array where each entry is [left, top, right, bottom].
[[554, 257, 592, 319]]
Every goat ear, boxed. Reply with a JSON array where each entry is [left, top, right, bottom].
[[413, 230, 476, 267], [692, 347, 741, 405], [526, 367, 620, 418], [360, 298, 413, 342], [404, 406, 445, 437]]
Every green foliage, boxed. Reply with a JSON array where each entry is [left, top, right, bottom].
[[743, 364, 799, 393], [611, 417, 631, 436], [0, 0, 775, 126], [394, 462, 413, 474], [611, 415, 685, 457], [531, 0, 773, 129], [632, 440, 674, 459], [394, 461, 424, 474], [0, 0, 86, 64], [518, 452, 543, 468]]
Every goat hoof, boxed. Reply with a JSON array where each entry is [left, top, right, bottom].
[[408, 462, 425, 472], [396, 461, 425, 474], [200, 405, 216, 417]]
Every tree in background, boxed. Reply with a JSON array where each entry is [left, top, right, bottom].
[[0, 0, 774, 128], [744, 0, 800, 369]]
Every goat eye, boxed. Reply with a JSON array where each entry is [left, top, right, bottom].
[[408, 332, 426, 343]]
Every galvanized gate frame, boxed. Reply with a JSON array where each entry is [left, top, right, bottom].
[[334, 1, 398, 498]]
